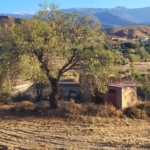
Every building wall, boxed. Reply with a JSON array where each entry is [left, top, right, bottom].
[[122, 87, 137, 109], [80, 82, 92, 103], [59, 82, 80, 100]]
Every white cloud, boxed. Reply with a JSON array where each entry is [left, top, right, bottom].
[[14, 12, 35, 15]]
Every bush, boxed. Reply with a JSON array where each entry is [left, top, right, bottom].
[[12, 93, 33, 102], [14, 101, 35, 111], [36, 100, 84, 119], [127, 54, 140, 62], [85, 103, 123, 118], [37, 100, 123, 119], [122, 42, 139, 49], [136, 47, 149, 60], [0, 93, 11, 104], [124, 101, 150, 119], [54, 100, 84, 118], [118, 70, 125, 75]]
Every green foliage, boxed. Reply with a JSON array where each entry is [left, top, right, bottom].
[[0, 50, 19, 94], [103, 44, 110, 50], [0, 2, 116, 108], [128, 48, 136, 54], [136, 47, 149, 60], [145, 44, 150, 54], [19, 55, 47, 84], [127, 54, 140, 62], [122, 42, 139, 49], [80, 50, 115, 94], [134, 74, 150, 100], [118, 69, 130, 75]]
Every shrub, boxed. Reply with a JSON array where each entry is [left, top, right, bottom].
[[14, 101, 35, 111], [55, 100, 84, 118], [12, 93, 33, 102], [85, 103, 123, 118], [38, 100, 84, 119], [127, 54, 140, 62], [0, 93, 11, 104], [35, 101, 50, 112], [124, 101, 150, 119], [118, 70, 125, 75], [37, 101, 123, 119]]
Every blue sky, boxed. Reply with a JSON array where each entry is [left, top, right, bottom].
[[1, 0, 150, 14]]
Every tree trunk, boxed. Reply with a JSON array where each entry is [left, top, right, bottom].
[[145, 93, 148, 101], [49, 78, 60, 109], [36, 83, 44, 102]]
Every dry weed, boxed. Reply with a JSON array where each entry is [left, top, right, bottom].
[[124, 101, 150, 119], [35, 101, 50, 109], [35, 100, 84, 120], [85, 103, 123, 118], [0, 93, 11, 105], [37, 100, 124, 120], [35, 146, 49, 150], [14, 100, 35, 111]]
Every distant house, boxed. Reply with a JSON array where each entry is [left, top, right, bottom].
[[141, 38, 149, 42], [111, 37, 127, 42], [117, 38, 127, 42]]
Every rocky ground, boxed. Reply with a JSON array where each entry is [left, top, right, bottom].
[[0, 115, 150, 150]]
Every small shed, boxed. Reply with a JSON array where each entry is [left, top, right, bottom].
[[105, 84, 137, 109], [58, 82, 137, 109], [91, 84, 137, 109]]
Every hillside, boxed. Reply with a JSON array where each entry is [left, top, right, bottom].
[[105, 26, 150, 38], [66, 6, 150, 24], [94, 11, 137, 27], [0, 16, 21, 26]]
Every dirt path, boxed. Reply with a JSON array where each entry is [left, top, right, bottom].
[[0, 117, 150, 150]]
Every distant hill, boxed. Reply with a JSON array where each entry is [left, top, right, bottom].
[[0, 16, 21, 26], [110, 6, 150, 24], [93, 11, 138, 27], [105, 26, 150, 38], [1, 15, 150, 39], [0, 13, 33, 19], [62, 7, 150, 28], [1, 6, 150, 29]]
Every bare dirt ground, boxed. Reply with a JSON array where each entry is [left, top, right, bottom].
[[116, 62, 150, 72], [0, 114, 150, 150]]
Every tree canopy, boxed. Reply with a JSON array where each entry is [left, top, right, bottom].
[[0, 3, 116, 109]]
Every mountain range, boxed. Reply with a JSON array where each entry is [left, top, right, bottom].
[[1, 6, 150, 28], [64, 6, 150, 28]]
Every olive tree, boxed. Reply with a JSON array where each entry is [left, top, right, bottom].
[[0, 3, 115, 109]]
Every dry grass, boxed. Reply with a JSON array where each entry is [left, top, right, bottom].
[[0, 116, 150, 149], [124, 101, 150, 119], [32, 100, 123, 120], [0, 100, 150, 149], [7, 100, 150, 120], [14, 100, 35, 111], [85, 103, 123, 118], [0, 93, 11, 105]]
